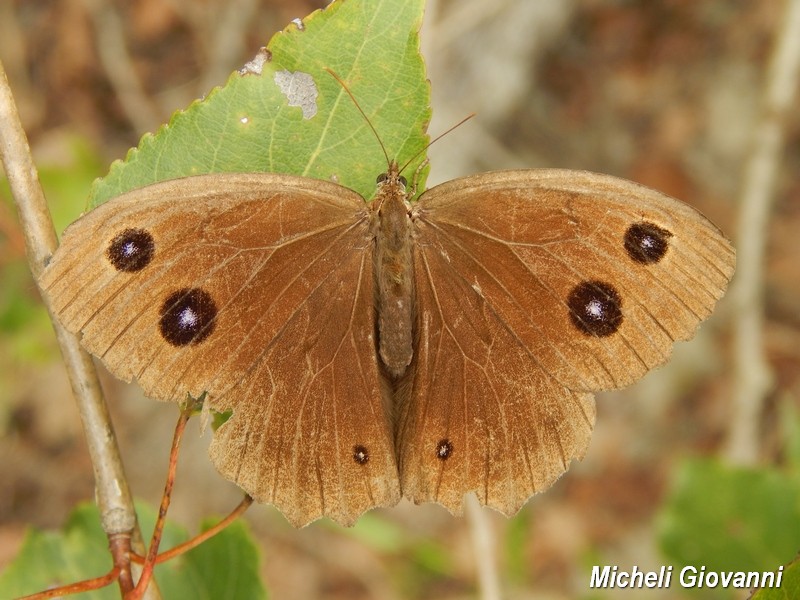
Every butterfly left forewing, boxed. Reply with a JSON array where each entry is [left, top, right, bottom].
[[399, 168, 734, 515], [39, 173, 400, 527]]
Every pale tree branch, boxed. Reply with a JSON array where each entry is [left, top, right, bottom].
[[80, 0, 163, 134], [724, 0, 800, 464], [465, 495, 501, 600], [0, 59, 160, 599]]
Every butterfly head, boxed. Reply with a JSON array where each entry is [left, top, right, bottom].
[[376, 161, 408, 191], [373, 160, 413, 214]]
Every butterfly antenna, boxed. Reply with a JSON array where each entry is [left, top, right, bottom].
[[326, 69, 475, 174], [325, 68, 391, 167], [398, 113, 475, 174]]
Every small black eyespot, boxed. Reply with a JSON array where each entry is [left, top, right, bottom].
[[624, 222, 672, 264], [436, 439, 453, 461], [353, 445, 369, 465], [107, 228, 155, 272]]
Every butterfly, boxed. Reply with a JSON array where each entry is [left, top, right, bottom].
[[38, 156, 735, 527]]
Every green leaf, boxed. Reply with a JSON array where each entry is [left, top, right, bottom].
[[749, 555, 800, 600], [0, 502, 265, 599], [0, 503, 115, 600], [658, 457, 800, 574], [90, 0, 430, 207], [0, 136, 103, 365], [156, 516, 266, 600]]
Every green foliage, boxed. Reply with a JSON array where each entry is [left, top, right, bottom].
[[655, 407, 800, 600], [0, 502, 266, 599], [345, 513, 453, 596], [0, 136, 103, 418], [659, 457, 800, 573], [654, 402, 800, 598], [749, 555, 800, 600], [505, 504, 533, 585], [90, 0, 430, 207]]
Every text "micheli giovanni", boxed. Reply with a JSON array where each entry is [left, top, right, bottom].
[[590, 565, 783, 590]]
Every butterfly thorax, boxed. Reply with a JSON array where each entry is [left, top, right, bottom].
[[372, 161, 414, 378]]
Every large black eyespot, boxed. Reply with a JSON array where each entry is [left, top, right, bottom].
[[567, 280, 623, 337], [159, 288, 217, 346]]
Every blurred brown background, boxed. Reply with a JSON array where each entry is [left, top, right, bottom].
[[1, 0, 798, 598]]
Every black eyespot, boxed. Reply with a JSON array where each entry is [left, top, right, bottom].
[[107, 228, 154, 272], [376, 173, 388, 184], [159, 288, 217, 346], [436, 439, 453, 461], [567, 280, 623, 337], [353, 445, 369, 465], [398, 175, 407, 187], [624, 222, 672, 264]]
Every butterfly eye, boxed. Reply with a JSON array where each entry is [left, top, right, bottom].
[[398, 175, 408, 187], [376, 173, 388, 184]]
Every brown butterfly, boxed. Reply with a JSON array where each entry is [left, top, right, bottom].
[[38, 156, 735, 527]]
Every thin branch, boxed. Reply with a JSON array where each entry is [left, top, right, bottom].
[[129, 405, 192, 600], [0, 59, 159, 599], [80, 0, 162, 133], [724, 0, 800, 464], [18, 567, 121, 600], [465, 495, 501, 600], [201, 0, 262, 92], [133, 495, 254, 565]]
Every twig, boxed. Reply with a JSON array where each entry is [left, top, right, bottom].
[[134, 495, 254, 565], [18, 567, 121, 600], [0, 59, 159, 599], [128, 406, 192, 600], [724, 0, 800, 464], [201, 0, 261, 92], [80, 0, 162, 134], [465, 495, 501, 600]]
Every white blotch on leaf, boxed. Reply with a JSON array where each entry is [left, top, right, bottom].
[[274, 70, 318, 119], [291, 18, 305, 31], [240, 116, 249, 125], [239, 47, 271, 76]]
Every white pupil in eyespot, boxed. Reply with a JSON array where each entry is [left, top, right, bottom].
[[179, 307, 199, 329], [586, 299, 604, 318]]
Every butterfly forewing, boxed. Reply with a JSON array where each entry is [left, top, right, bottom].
[[39, 173, 400, 527], [401, 168, 734, 515]]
